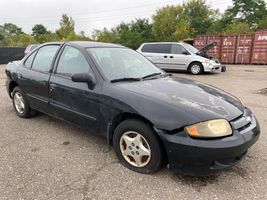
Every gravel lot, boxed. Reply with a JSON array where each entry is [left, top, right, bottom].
[[0, 64, 267, 200]]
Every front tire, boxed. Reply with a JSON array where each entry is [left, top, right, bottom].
[[113, 119, 164, 174], [12, 86, 34, 118], [189, 62, 204, 75]]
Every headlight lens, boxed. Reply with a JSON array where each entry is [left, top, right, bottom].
[[185, 119, 232, 138], [203, 59, 211, 64]]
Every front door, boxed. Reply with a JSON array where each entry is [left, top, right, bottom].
[[168, 44, 190, 70], [49, 45, 102, 134]]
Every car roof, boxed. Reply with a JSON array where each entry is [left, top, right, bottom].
[[41, 41, 124, 48], [142, 42, 185, 45], [68, 41, 124, 48]]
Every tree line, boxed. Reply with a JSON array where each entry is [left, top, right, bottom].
[[0, 0, 267, 49]]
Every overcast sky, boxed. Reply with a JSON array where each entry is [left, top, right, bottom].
[[0, 0, 233, 36]]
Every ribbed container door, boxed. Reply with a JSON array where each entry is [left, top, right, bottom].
[[193, 35, 207, 50], [206, 35, 221, 59], [235, 35, 253, 64], [251, 29, 267, 64], [221, 35, 237, 64]]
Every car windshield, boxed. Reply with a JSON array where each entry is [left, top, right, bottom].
[[182, 43, 199, 54], [87, 47, 164, 80]]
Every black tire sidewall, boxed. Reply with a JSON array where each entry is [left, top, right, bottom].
[[12, 87, 31, 118], [189, 62, 204, 75], [113, 119, 164, 174]]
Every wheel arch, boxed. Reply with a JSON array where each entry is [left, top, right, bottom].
[[8, 81, 19, 98], [108, 112, 169, 166], [107, 112, 154, 144], [187, 61, 203, 71]]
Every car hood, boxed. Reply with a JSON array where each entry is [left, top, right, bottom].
[[116, 76, 244, 122], [197, 42, 216, 54]]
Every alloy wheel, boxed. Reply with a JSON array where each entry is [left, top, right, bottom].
[[13, 92, 25, 114], [191, 64, 201, 74], [119, 131, 151, 167]]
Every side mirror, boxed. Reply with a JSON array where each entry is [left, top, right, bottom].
[[71, 73, 96, 86], [182, 51, 190, 55]]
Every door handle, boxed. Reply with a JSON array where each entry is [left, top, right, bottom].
[[170, 56, 174, 58], [50, 83, 57, 91], [164, 55, 168, 58]]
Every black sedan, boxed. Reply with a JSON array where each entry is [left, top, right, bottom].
[[5, 41, 260, 175]]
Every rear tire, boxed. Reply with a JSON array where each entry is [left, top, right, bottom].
[[189, 62, 204, 75], [113, 119, 164, 174], [12, 86, 36, 118]]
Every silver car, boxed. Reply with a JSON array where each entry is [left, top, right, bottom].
[[137, 42, 225, 75]]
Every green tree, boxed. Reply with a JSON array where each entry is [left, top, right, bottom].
[[2, 23, 23, 36], [93, 18, 153, 49], [152, 0, 217, 41], [173, 19, 191, 40], [56, 14, 75, 40], [183, 0, 218, 35], [42, 32, 60, 42], [32, 24, 48, 39], [92, 28, 118, 43], [3, 33, 36, 47], [34, 31, 60, 43], [207, 20, 224, 34], [17, 33, 37, 46], [116, 18, 154, 49], [77, 31, 91, 41], [258, 15, 267, 29], [224, 0, 267, 28], [223, 21, 253, 34], [152, 5, 183, 41]]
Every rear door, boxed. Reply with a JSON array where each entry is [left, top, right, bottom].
[[19, 44, 60, 113], [140, 44, 174, 69], [49, 45, 102, 134]]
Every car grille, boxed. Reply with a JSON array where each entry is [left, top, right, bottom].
[[230, 109, 255, 133]]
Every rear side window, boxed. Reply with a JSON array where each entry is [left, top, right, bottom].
[[56, 46, 91, 77], [32, 45, 60, 73], [24, 51, 37, 68], [141, 44, 171, 54]]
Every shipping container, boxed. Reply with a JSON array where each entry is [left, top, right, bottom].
[[193, 35, 207, 50], [235, 35, 253, 64], [220, 35, 237, 64], [206, 35, 221, 59], [251, 29, 267, 64]]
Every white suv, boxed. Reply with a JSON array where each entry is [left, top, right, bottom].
[[137, 42, 225, 75]]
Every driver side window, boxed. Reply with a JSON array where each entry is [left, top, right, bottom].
[[56, 46, 91, 77], [171, 44, 188, 54]]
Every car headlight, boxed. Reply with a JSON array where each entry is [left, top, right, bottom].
[[185, 119, 232, 138], [203, 59, 212, 64]]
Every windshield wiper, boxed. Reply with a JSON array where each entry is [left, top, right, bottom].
[[142, 72, 172, 80], [142, 73, 162, 80], [111, 77, 141, 83]]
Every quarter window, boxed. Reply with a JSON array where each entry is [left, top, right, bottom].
[[56, 46, 91, 77], [32, 45, 59, 72], [24, 51, 37, 68]]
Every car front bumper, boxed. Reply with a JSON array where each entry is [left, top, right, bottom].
[[202, 63, 225, 73], [157, 110, 260, 176]]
